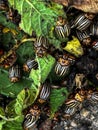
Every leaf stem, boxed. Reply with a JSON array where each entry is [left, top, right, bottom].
[[0, 115, 20, 121], [0, 38, 36, 64], [21, 38, 36, 43]]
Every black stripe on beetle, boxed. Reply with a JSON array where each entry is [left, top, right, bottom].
[[90, 23, 98, 36], [34, 36, 49, 57], [38, 82, 51, 103], [23, 113, 37, 129], [71, 13, 93, 31], [65, 99, 80, 108], [23, 59, 38, 72], [9, 65, 21, 82], [54, 16, 71, 41], [87, 91, 98, 103], [55, 62, 69, 76], [55, 24, 70, 40]]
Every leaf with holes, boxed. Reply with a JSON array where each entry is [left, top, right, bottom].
[[8, 0, 64, 36], [29, 55, 55, 102]]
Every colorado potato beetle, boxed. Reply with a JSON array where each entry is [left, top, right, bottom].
[[23, 113, 37, 129], [76, 30, 91, 46], [23, 59, 38, 72], [23, 105, 41, 129], [64, 89, 86, 117], [6, 8, 21, 25], [54, 16, 71, 41], [90, 23, 98, 37], [38, 82, 51, 104], [71, 13, 95, 31], [0, 0, 8, 11], [34, 36, 49, 57], [87, 90, 98, 104], [55, 54, 75, 76], [9, 65, 21, 82], [64, 99, 81, 117]]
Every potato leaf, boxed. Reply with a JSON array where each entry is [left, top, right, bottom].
[[0, 120, 6, 130], [29, 55, 56, 103], [0, 69, 33, 97], [16, 41, 35, 65], [0, 13, 23, 40], [14, 90, 26, 115], [5, 88, 37, 117], [8, 0, 64, 36], [14, 89, 38, 113], [0, 89, 32, 130], [50, 88, 68, 117], [2, 117, 23, 130]]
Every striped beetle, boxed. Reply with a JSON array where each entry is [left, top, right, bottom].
[[64, 89, 86, 117], [23, 105, 41, 130], [76, 30, 91, 46], [38, 82, 51, 104], [90, 22, 98, 37], [34, 36, 49, 57], [9, 65, 21, 82], [64, 99, 81, 118], [87, 90, 98, 104], [55, 54, 75, 76], [54, 16, 71, 41], [0, 0, 8, 11], [23, 59, 38, 72], [71, 13, 95, 31], [23, 113, 37, 129]]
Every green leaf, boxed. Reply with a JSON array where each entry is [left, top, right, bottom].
[[2, 117, 23, 130], [5, 89, 36, 117], [5, 100, 16, 117], [16, 41, 34, 65], [8, 0, 64, 36], [0, 120, 6, 130], [14, 90, 25, 115], [0, 90, 27, 130], [0, 107, 5, 117], [29, 55, 55, 102], [14, 89, 37, 113], [0, 13, 23, 40], [50, 88, 68, 117], [0, 69, 33, 97], [30, 55, 56, 84]]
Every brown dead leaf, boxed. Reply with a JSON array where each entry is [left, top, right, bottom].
[[52, 0, 98, 13]]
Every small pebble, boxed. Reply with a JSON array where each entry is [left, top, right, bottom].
[[71, 120, 77, 127], [80, 108, 90, 118]]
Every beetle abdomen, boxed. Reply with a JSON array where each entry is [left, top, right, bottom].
[[23, 59, 38, 72], [55, 62, 69, 76], [55, 24, 70, 40], [40, 83, 51, 101], [71, 14, 92, 31], [9, 65, 21, 82], [23, 114, 37, 129]]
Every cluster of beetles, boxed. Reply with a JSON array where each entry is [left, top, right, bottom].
[[0, 0, 98, 129]]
